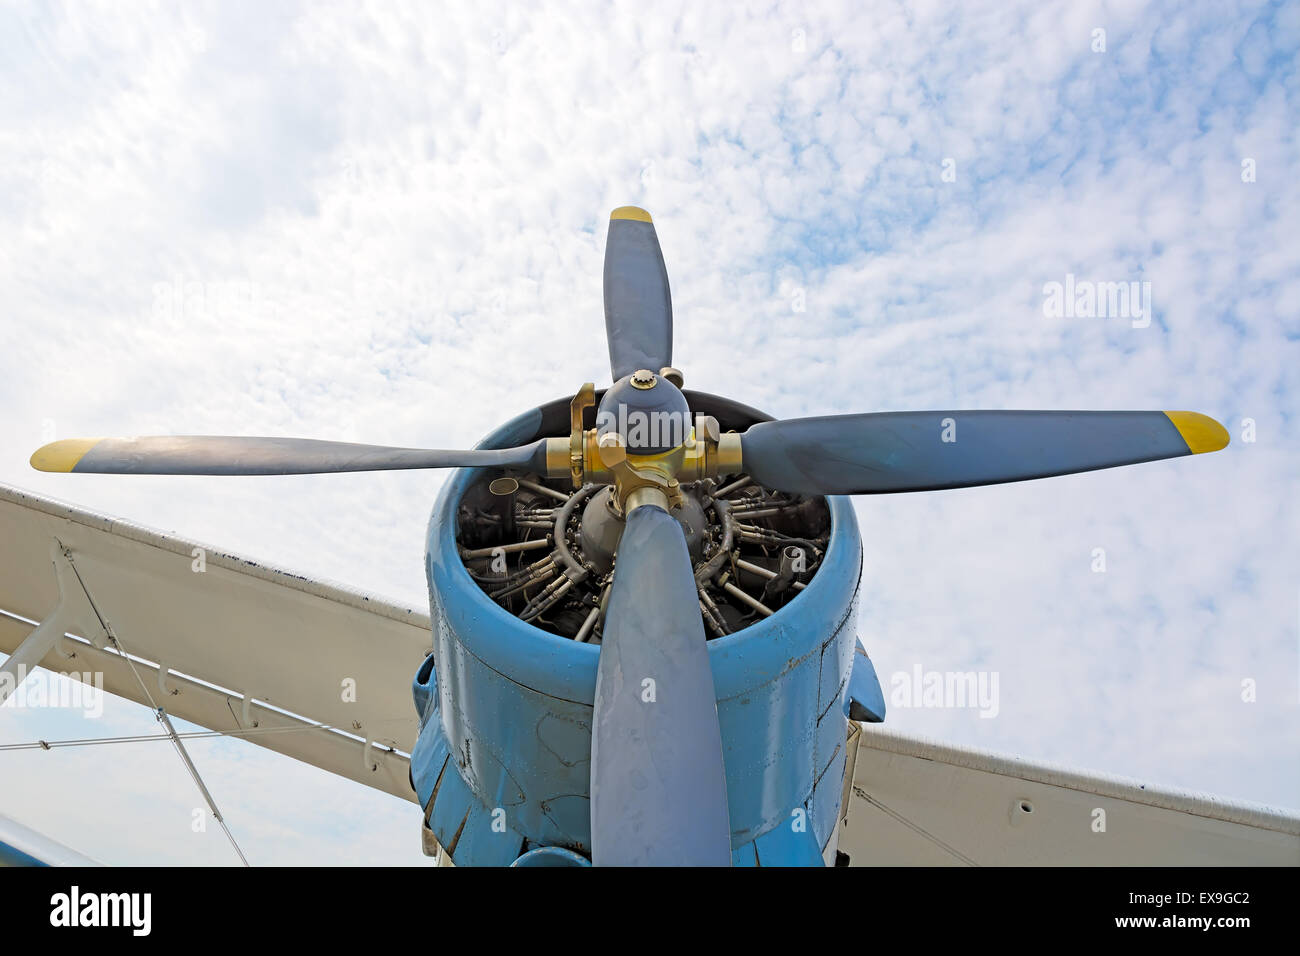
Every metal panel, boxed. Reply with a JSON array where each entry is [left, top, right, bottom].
[[841, 725, 1300, 866]]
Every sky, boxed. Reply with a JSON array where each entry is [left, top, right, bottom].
[[0, 0, 1297, 865]]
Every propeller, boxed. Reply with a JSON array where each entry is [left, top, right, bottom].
[[603, 206, 672, 380], [30, 204, 1231, 867], [29, 435, 553, 476], [590, 502, 731, 866], [736, 409, 1229, 495]]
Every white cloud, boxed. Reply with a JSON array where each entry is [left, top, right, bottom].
[[0, 0, 1296, 862]]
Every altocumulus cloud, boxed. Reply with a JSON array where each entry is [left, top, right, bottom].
[[0, 0, 1296, 863]]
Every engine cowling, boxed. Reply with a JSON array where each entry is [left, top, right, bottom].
[[410, 390, 874, 866]]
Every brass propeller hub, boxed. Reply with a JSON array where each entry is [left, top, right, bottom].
[[546, 381, 743, 507]]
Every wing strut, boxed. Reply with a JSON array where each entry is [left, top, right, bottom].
[[4, 538, 252, 867]]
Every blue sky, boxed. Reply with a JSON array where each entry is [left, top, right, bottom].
[[0, 0, 1296, 864]]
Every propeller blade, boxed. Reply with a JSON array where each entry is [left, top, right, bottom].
[[30, 435, 552, 476], [590, 502, 731, 866], [603, 206, 672, 381], [739, 410, 1229, 495]]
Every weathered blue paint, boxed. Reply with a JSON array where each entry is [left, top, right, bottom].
[[0, 840, 48, 867], [511, 846, 591, 867], [412, 392, 869, 865], [847, 646, 887, 723], [753, 809, 826, 866]]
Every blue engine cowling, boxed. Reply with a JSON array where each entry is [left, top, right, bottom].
[[409, 390, 880, 866]]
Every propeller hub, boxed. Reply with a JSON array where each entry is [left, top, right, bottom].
[[596, 372, 691, 457]]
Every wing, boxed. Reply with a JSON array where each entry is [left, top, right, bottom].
[[0, 482, 430, 802], [837, 723, 1300, 865]]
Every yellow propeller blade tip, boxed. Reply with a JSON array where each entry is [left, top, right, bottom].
[[30, 438, 99, 473], [1163, 412, 1229, 454], [610, 206, 652, 223]]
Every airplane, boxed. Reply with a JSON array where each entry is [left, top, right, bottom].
[[2, 206, 1297, 866]]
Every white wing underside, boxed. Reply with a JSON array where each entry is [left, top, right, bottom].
[[2, 481, 1297, 864], [838, 726, 1300, 865], [0, 482, 429, 803]]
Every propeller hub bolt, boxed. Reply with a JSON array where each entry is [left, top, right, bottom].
[[658, 366, 684, 388], [630, 369, 657, 389]]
